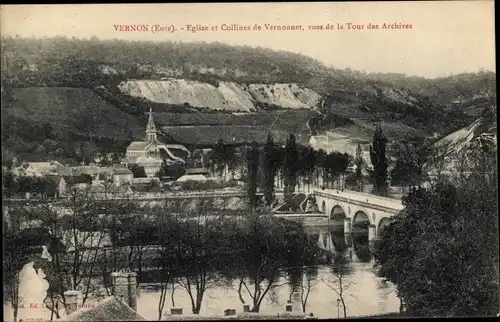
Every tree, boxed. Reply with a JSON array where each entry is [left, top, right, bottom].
[[369, 125, 388, 196], [303, 147, 317, 193], [284, 134, 299, 199], [155, 161, 167, 178], [128, 164, 147, 178], [3, 208, 35, 322], [234, 213, 318, 312], [76, 141, 98, 165], [321, 250, 354, 318], [389, 158, 414, 192], [27, 186, 119, 319], [287, 258, 318, 313], [173, 200, 236, 314], [211, 139, 236, 181], [389, 140, 432, 191], [262, 133, 277, 207], [3, 169, 19, 198], [354, 144, 364, 191], [375, 146, 498, 317], [246, 141, 260, 210], [315, 149, 328, 187], [153, 207, 179, 320]]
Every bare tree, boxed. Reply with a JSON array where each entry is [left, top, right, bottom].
[[26, 185, 121, 318], [299, 267, 317, 313], [235, 213, 316, 313], [235, 213, 283, 312], [3, 207, 30, 322], [321, 250, 354, 318], [173, 199, 233, 314], [155, 209, 177, 320]]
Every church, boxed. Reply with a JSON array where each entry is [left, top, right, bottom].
[[125, 108, 190, 176]]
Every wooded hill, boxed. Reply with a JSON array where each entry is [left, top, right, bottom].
[[1, 36, 495, 163]]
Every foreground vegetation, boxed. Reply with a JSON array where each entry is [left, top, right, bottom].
[[3, 189, 322, 321], [375, 144, 499, 317]]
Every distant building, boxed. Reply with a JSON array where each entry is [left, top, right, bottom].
[[112, 168, 134, 186], [126, 108, 190, 167], [132, 177, 160, 186], [22, 161, 68, 177], [64, 174, 93, 186], [68, 166, 100, 180], [185, 168, 210, 176], [176, 173, 209, 183], [135, 156, 163, 178]]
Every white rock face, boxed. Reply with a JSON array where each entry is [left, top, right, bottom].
[[247, 83, 321, 109], [118, 80, 255, 112], [117, 80, 320, 111]]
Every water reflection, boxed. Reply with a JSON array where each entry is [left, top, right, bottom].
[[3, 224, 399, 321], [309, 225, 374, 264]]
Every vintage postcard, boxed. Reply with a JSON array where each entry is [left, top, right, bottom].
[[1, 2, 497, 321]]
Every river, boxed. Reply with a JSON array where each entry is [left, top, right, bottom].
[[3, 224, 400, 321]]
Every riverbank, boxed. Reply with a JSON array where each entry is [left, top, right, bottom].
[[349, 312, 402, 319]]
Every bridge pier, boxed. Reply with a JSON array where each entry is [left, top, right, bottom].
[[368, 224, 377, 249], [344, 218, 352, 234], [344, 217, 352, 247]]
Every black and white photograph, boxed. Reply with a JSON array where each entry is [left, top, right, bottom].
[[1, 2, 497, 321]]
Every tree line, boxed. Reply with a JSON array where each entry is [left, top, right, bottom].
[[206, 135, 354, 207]]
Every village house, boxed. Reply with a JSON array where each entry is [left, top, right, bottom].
[[135, 156, 163, 178], [68, 165, 100, 181], [176, 168, 210, 183], [20, 161, 68, 177], [112, 168, 134, 186], [63, 174, 93, 187]]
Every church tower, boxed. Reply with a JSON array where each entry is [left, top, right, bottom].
[[146, 107, 157, 142]]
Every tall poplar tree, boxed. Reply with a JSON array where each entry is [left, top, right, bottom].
[[354, 144, 364, 191], [246, 140, 260, 210], [369, 125, 388, 195], [263, 133, 276, 207], [284, 134, 299, 200]]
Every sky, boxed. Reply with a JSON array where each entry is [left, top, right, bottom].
[[1, 2, 496, 79]]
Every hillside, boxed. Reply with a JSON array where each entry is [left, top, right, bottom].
[[1, 87, 145, 162], [435, 107, 497, 158], [1, 36, 493, 164], [351, 71, 496, 108]]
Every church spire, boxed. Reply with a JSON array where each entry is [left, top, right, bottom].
[[146, 107, 157, 142]]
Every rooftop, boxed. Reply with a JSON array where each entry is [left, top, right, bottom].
[[163, 312, 307, 321], [114, 168, 133, 175], [59, 296, 145, 321], [176, 174, 208, 182], [185, 168, 210, 175]]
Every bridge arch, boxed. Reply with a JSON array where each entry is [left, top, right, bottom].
[[377, 217, 392, 239], [330, 205, 346, 228], [352, 210, 370, 233]]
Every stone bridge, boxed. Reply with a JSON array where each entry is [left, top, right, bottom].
[[312, 188, 405, 245]]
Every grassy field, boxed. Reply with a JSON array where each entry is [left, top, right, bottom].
[[156, 110, 318, 146], [154, 109, 318, 128], [161, 125, 310, 146]]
